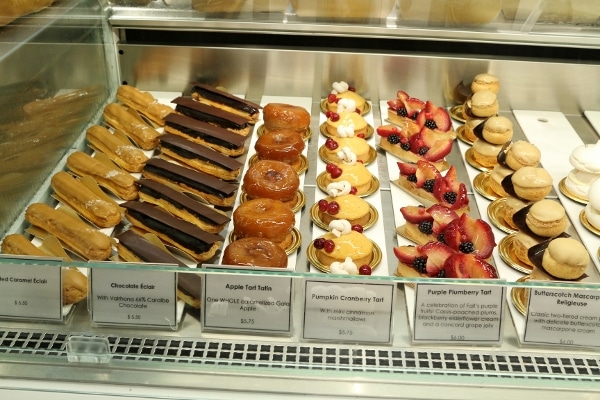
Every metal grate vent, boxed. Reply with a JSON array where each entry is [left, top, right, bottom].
[[1, 330, 600, 381]]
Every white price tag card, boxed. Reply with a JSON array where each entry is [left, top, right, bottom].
[[202, 272, 293, 334], [524, 287, 600, 348], [302, 279, 395, 344], [413, 283, 505, 344], [90, 266, 177, 329], [0, 256, 62, 321]]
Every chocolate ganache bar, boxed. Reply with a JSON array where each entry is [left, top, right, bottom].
[[122, 200, 223, 262], [172, 96, 252, 136], [116, 229, 203, 309], [164, 113, 247, 157], [142, 158, 238, 207], [159, 133, 242, 181], [190, 83, 261, 123], [138, 179, 230, 234]]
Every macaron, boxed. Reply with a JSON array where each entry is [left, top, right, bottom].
[[482, 116, 513, 144], [525, 199, 568, 237], [501, 140, 541, 170], [541, 237, 589, 280], [469, 90, 498, 117], [511, 166, 553, 201], [471, 73, 500, 94]]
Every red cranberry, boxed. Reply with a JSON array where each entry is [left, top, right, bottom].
[[351, 224, 363, 233], [323, 240, 335, 253], [325, 138, 338, 150], [330, 167, 342, 179], [356, 133, 365, 139], [329, 113, 340, 122], [318, 199, 329, 212], [355, 108, 361, 114], [327, 94, 337, 103], [313, 238, 326, 249], [358, 265, 372, 275], [349, 187, 358, 195], [325, 163, 338, 174], [348, 86, 356, 92], [327, 201, 340, 215]]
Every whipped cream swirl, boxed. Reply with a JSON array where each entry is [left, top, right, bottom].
[[326, 180, 352, 197], [329, 256, 358, 275], [329, 219, 352, 237]]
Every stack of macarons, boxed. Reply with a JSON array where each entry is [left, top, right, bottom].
[[470, 115, 514, 169], [462, 73, 500, 143], [489, 140, 544, 199]]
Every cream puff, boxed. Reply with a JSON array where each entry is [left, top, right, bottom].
[[469, 90, 498, 118], [540, 237, 589, 280], [471, 73, 500, 94], [471, 138, 503, 168], [511, 166, 553, 201], [501, 140, 541, 170], [482, 115, 513, 145], [525, 199, 568, 237]]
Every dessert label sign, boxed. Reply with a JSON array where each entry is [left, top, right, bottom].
[[90, 266, 177, 329], [413, 283, 505, 344], [302, 279, 395, 344], [202, 269, 293, 334], [0, 256, 62, 321], [524, 287, 600, 348]]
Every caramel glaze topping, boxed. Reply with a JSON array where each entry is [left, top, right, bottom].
[[165, 113, 246, 150], [116, 230, 201, 298], [143, 158, 238, 199], [122, 201, 223, 252], [138, 179, 230, 226], [159, 133, 243, 172], [191, 83, 261, 115], [172, 96, 249, 131]]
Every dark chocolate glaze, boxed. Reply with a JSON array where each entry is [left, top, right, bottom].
[[143, 158, 238, 199], [496, 141, 512, 167], [116, 230, 201, 298], [164, 113, 246, 150], [172, 96, 249, 130], [501, 173, 519, 199], [138, 179, 230, 226], [512, 203, 537, 237], [472, 117, 489, 141], [191, 83, 261, 115], [159, 133, 242, 171], [122, 201, 223, 253]]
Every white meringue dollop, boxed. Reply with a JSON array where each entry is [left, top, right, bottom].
[[329, 256, 358, 275], [326, 180, 352, 197], [328, 219, 352, 238]]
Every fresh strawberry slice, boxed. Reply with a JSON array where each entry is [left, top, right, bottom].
[[397, 161, 417, 177], [427, 204, 459, 234], [443, 253, 498, 279], [461, 214, 496, 259], [400, 205, 433, 225], [449, 183, 469, 210], [420, 127, 450, 148], [376, 124, 402, 138], [416, 101, 452, 132], [387, 98, 403, 111], [409, 132, 426, 154], [393, 245, 420, 264], [423, 137, 453, 162], [442, 214, 496, 259], [442, 166, 461, 192], [397, 91, 425, 118], [419, 241, 455, 277], [415, 160, 442, 188]]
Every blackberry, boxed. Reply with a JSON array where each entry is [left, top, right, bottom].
[[400, 142, 411, 151], [425, 119, 438, 130], [437, 233, 446, 244], [413, 256, 427, 273], [387, 134, 400, 144], [458, 241, 475, 254], [444, 191, 457, 204], [407, 174, 417, 183], [418, 221, 433, 234], [418, 146, 429, 155], [423, 179, 435, 193], [397, 108, 408, 118], [437, 269, 446, 278]]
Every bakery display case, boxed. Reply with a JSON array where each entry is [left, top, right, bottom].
[[1, 1, 600, 399]]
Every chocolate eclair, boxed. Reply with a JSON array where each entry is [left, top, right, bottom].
[[172, 96, 252, 136], [116, 230, 203, 309], [164, 113, 247, 157], [142, 158, 238, 207], [190, 83, 261, 123], [121, 201, 223, 262], [158, 133, 242, 180], [138, 179, 230, 234]]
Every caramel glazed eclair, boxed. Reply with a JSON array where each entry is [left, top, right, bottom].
[[138, 179, 230, 234], [116, 84, 174, 127], [164, 113, 247, 157], [172, 96, 253, 136], [116, 230, 202, 309], [51, 171, 122, 229], [121, 201, 223, 263], [66, 151, 139, 201], [142, 158, 238, 207], [103, 102, 161, 150], [25, 203, 113, 261], [190, 82, 262, 123], [86, 125, 148, 173], [158, 133, 243, 181]]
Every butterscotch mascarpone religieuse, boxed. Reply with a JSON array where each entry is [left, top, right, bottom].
[[565, 140, 600, 200], [501, 140, 541, 170], [468, 90, 498, 117], [472, 138, 503, 168], [541, 238, 589, 280], [511, 166, 553, 201], [525, 199, 568, 237], [482, 115, 513, 144], [471, 73, 500, 94]]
